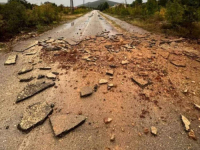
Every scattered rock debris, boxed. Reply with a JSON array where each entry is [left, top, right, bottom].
[[18, 102, 52, 131]]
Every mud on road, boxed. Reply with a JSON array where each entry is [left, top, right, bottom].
[[0, 10, 200, 150]]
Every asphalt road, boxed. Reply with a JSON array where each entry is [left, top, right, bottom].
[[0, 10, 199, 150]]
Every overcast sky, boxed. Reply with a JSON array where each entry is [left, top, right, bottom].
[[0, 0, 147, 6]]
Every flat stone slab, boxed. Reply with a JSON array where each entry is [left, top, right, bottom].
[[4, 55, 17, 65], [80, 86, 93, 97], [18, 66, 33, 75], [19, 76, 35, 82], [132, 76, 150, 88], [16, 81, 55, 103], [50, 114, 86, 137], [18, 102, 52, 131], [106, 70, 114, 76], [46, 73, 56, 80], [39, 67, 51, 70], [170, 60, 186, 67], [99, 79, 108, 84]]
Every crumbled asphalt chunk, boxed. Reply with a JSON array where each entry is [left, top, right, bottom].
[[18, 66, 33, 75], [18, 102, 52, 131], [50, 114, 86, 137], [131, 76, 150, 88], [37, 74, 45, 79], [19, 76, 35, 82], [106, 70, 114, 76], [39, 67, 51, 70], [4, 55, 18, 65], [16, 81, 55, 103], [46, 73, 56, 80], [52, 72, 59, 75], [181, 115, 191, 131], [80, 87, 93, 97], [99, 79, 108, 84]]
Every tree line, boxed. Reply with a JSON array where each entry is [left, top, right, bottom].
[[101, 0, 200, 38], [0, 0, 89, 40]]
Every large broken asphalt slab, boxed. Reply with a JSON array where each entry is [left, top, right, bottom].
[[16, 81, 55, 103], [50, 114, 86, 137], [18, 102, 53, 131]]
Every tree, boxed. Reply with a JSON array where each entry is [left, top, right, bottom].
[[97, 2, 109, 11], [8, 0, 32, 9], [146, 0, 158, 15], [166, 0, 184, 24], [158, 0, 168, 6]]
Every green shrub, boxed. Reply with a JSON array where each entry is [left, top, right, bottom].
[[165, 0, 184, 24]]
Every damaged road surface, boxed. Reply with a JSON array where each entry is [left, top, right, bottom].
[[1, 10, 200, 150], [16, 81, 55, 103]]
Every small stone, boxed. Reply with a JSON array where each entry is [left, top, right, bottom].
[[121, 60, 129, 65], [151, 126, 157, 135], [99, 79, 108, 84], [80, 87, 93, 97], [144, 128, 149, 134], [18, 102, 52, 131], [106, 70, 114, 76], [110, 134, 115, 141], [94, 84, 98, 92], [181, 115, 190, 131], [188, 130, 197, 140], [46, 73, 56, 80], [104, 118, 112, 124]]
